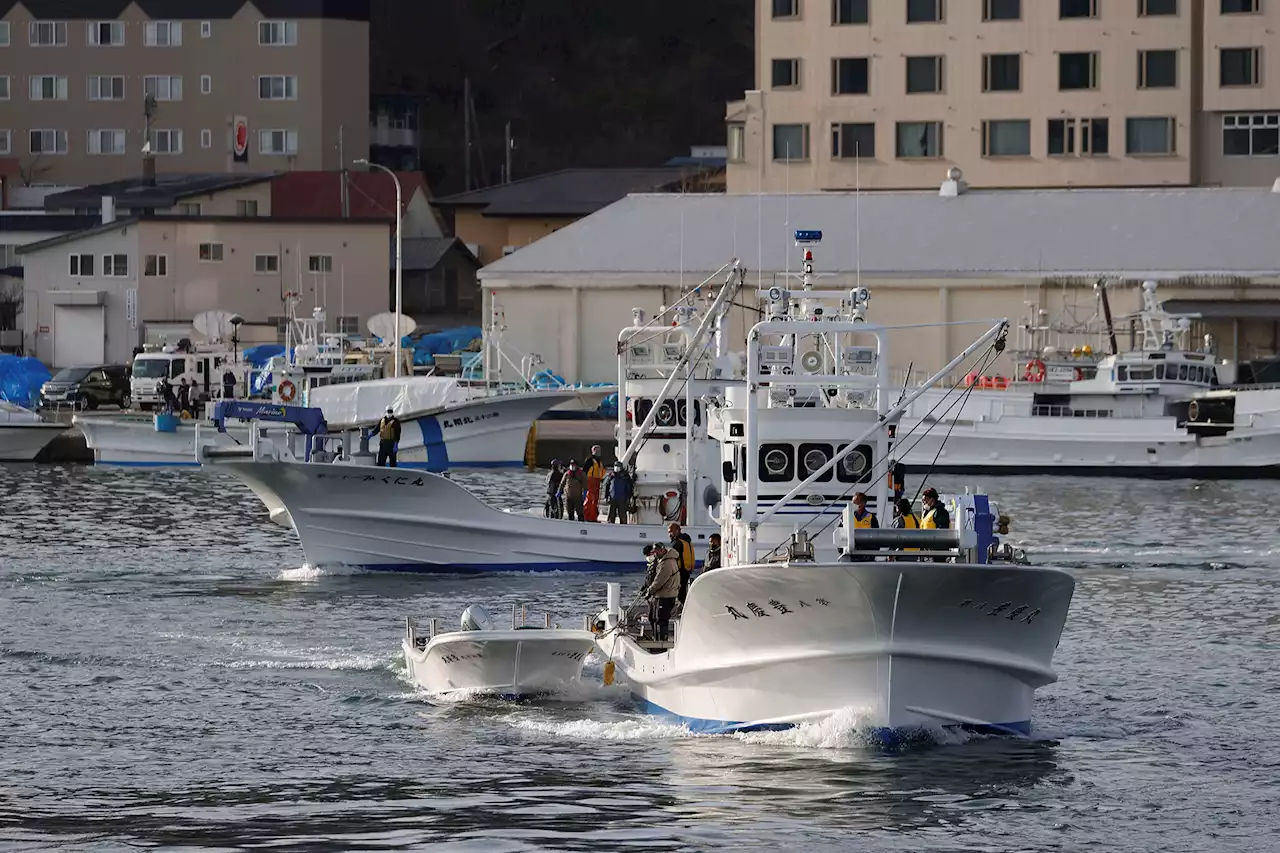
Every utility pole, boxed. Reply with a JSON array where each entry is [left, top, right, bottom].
[[338, 125, 349, 217], [504, 121, 513, 184], [463, 77, 472, 191]]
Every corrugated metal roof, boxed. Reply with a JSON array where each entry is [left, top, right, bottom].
[[44, 173, 277, 210], [401, 237, 476, 271], [271, 171, 426, 219], [479, 187, 1280, 279], [434, 167, 717, 218]]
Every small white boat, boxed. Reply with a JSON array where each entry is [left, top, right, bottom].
[[403, 605, 596, 697], [0, 401, 66, 462]]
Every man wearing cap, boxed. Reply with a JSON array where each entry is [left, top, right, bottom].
[[583, 444, 607, 522], [375, 406, 402, 467], [920, 487, 951, 563]]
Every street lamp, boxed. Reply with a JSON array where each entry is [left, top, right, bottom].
[[353, 158, 403, 377]]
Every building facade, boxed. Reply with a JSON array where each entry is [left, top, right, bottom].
[[18, 213, 390, 366], [727, 0, 1280, 192], [0, 0, 369, 186]]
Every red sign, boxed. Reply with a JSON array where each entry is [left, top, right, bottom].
[[233, 116, 248, 162]]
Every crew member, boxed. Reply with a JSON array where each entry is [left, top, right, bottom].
[[560, 460, 588, 521], [644, 542, 681, 642], [376, 406, 401, 468], [888, 459, 906, 503], [703, 533, 722, 572], [221, 368, 237, 400], [920, 487, 952, 563], [891, 497, 920, 561], [583, 445, 607, 522], [847, 491, 879, 562], [668, 522, 695, 605], [160, 379, 176, 413], [176, 378, 191, 416], [545, 459, 565, 519], [605, 462, 633, 524]]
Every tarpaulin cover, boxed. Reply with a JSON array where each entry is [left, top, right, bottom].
[[242, 344, 286, 367], [0, 356, 52, 409], [404, 327, 482, 366], [308, 376, 472, 426]]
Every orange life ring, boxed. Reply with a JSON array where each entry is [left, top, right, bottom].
[[1024, 360, 1046, 383], [993, 375, 1009, 390], [278, 379, 297, 402]]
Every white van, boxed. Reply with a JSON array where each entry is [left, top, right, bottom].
[[131, 348, 245, 411]]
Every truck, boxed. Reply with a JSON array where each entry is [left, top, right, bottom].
[[130, 346, 248, 411]]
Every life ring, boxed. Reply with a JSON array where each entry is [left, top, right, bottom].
[[1074, 367, 1084, 381], [278, 379, 297, 402], [1024, 360, 1046, 383]]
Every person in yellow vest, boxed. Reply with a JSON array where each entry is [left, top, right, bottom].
[[583, 444, 607, 522], [375, 407, 402, 468], [920, 487, 952, 563], [891, 497, 920, 560], [845, 491, 879, 562]]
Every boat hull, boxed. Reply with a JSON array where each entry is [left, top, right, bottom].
[[0, 423, 66, 462], [212, 458, 713, 572], [598, 561, 1074, 735], [402, 629, 595, 695]]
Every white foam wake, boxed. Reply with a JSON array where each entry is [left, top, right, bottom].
[[505, 715, 695, 741]]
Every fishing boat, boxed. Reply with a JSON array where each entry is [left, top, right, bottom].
[[593, 230, 1075, 738], [203, 261, 750, 571], [402, 605, 595, 697], [0, 401, 65, 461]]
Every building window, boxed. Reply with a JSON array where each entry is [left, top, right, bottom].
[[0, 131, 9, 155], [1060, 52, 1099, 90], [200, 75, 211, 94], [831, 122, 875, 158], [254, 254, 280, 274], [1221, 0, 1260, 11], [728, 123, 745, 161], [258, 75, 297, 100], [236, 200, 259, 217], [833, 0, 869, 24], [258, 20, 298, 44], [29, 21, 67, 47], [1223, 113, 1280, 156], [772, 123, 810, 160], [1082, 118, 1109, 153], [87, 21, 124, 46], [982, 119, 1031, 156], [308, 255, 333, 274], [0, 77, 8, 100], [1140, 0, 1178, 14], [199, 243, 224, 262], [102, 254, 128, 277], [1126, 117, 1176, 154], [1220, 47, 1261, 87], [337, 316, 359, 335], [984, 0, 1020, 19], [771, 59, 800, 89], [1048, 119, 1074, 156], [983, 54, 1021, 91], [144, 254, 168, 277], [88, 75, 125, 100], [144, 21, 182, 46], [69, 254, 94, 276], [29, 75, 68, 100], [0, 22, 9, 46], [907, 0, 943, 23], [832, 57, 869, 94], [149, 129, 183, 155], [1060, 0, 1098, 17], [29, 129, 68, 155], [896, 121, 943, 157], [178, 203, 201, 215], [87, 129, 125, 155], [143, 75, 182, 101], [771, 0, 799, 18], [1139, 50, 1178, 88], [906, 56, 943, 93], [201, 129, 212, 148], [259, 129, 298, 155], [201, 21, 212, 38]]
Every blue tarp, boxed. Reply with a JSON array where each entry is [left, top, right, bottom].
[[0, 355, 51, 409], [242, 344, 286, 367], [394, 326, 482, 367]]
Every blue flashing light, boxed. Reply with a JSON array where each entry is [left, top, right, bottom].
[[794, 229, 823, 245]]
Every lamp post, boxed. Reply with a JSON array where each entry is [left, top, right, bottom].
[[353, 158, 403, 377]]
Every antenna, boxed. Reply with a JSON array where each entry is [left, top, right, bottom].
[[367, 312, 417, 343], [855, 141, 861, 291], [193, 310, 238, 343]]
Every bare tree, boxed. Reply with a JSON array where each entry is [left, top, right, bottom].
[[0, 278, 21, 332], [17, 154, 50, 187]]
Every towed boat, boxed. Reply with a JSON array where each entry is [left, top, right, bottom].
[[403, 605, 595, 696], [594, 230, 1075, 739], [0, 401, 65, 462]]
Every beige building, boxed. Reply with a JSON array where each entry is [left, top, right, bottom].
[[0, 0, 369, 186], [728, 0, 1280, 192], [18, 212, 390, 367]]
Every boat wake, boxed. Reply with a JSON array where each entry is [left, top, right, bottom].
[[212, 653, 391, 671], [505, 714, 694, 742], [276, 563, 364, 580]]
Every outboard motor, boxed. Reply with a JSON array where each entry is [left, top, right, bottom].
[[460, 605, 494, 632]]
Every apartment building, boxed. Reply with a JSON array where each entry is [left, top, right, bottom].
[[0, 0, 369, 186], [727, 0, 1280, 191]]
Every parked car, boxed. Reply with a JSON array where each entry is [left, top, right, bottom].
[[40, 365, 131, 410]]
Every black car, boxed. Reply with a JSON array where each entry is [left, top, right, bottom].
[[40, 365, 131, 410]]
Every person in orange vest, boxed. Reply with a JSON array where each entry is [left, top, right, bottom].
[[583, 444, 607, 522]]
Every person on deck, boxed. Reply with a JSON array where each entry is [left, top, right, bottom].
[[221, 368, 237, 400], [888, 459, 906, 504], [846, 491, 879, 562], [644, 542, 681, 642], [703, 533, 722, 572], [668, 522, 695, 605], [604, 462, 633, 524], [583, 445, 607, 522], [920, 487, 952, 563], [176, 378, 191, 416], [375, 407, 402, 468], [891, 497, 921, 561], [560, 460, 588, 521], [160, 379, 176, 413], [545, 459, 565, 519]]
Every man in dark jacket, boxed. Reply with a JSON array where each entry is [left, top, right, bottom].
[[559, 460, 587, 521], [545, 459, 564, 518], [644, 542, 681, 642], [703, 533, 722, 571], [605, 462, 633, 524], [375, 406, 402, 467], [221, 368, 237, 400], [668, 522, 695, 605]]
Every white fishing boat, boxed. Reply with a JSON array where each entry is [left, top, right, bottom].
[[403, 605, 595, 697], [593, 230, 1075, 739], [0, 401, 65, 461], [895, 281, 1280, 476], [203, 262, 750, 571]]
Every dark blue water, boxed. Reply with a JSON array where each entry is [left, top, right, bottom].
[[1, 466, 1277, 852]]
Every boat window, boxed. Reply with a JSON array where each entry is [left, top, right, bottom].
[[1155, 364, 1165, 380], [759, 444, 794, 482], [1178, 364, 1188, 381], [835, 442, 874, 484], [798, 443, 834, 483], [1129, 366, 1154, 381], [1117, 365, 1128, 381]]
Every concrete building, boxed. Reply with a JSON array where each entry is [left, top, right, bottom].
[[17, 212, 390, 366], [0, 0, 369, 186], [42, 172, 276, 215], [728, 0, 1280, 192], [478, 182, 1280, 384]]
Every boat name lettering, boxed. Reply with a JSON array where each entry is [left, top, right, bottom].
[[315, 473, 426, 487], [746, 602, 771, 618], [957, 598, 1041, 625], [438, 652, 483, 664], [723, 598, 828, 620], [441, 411, 500, 429]]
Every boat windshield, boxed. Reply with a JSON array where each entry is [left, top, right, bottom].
[[50, 367, 92, 383], [132, 359, 173, 379]]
